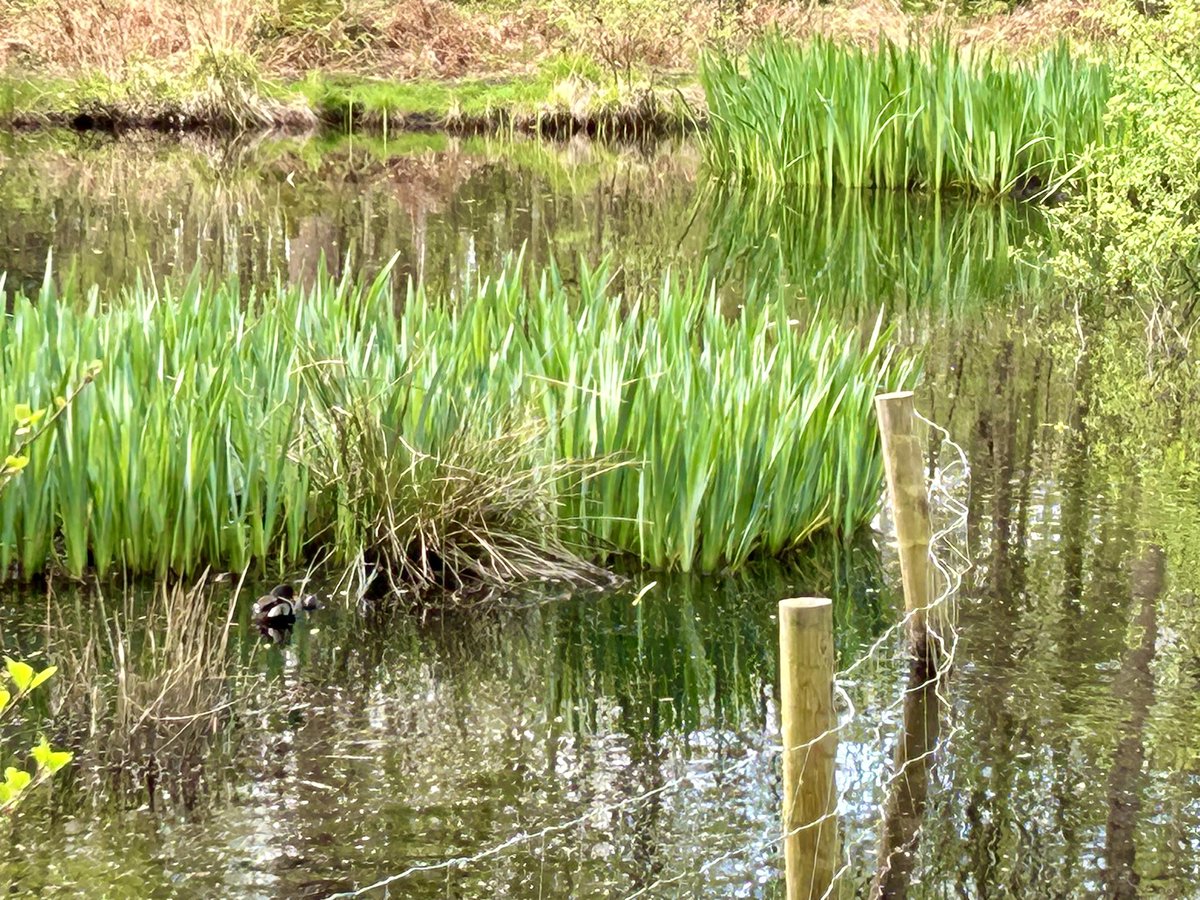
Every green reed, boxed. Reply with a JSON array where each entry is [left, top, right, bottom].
[[701, 36, 1110, 193], [0, 261, 915, 580]]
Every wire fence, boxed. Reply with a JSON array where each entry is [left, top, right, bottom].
[[328, 404, 971, 899]]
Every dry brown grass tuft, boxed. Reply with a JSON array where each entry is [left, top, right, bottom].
[[262, 0, 560, 79], [958, 0, 1110, 51], [2, 0, 264, 76]]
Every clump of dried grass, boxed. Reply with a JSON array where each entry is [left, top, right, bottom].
[[3, 0, 263, 77], [264, 0, 559, 79], [958, 0, 1110, 50], [302, 368, 613, 603]]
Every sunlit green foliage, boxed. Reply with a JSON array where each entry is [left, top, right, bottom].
[[0, 659, 72, 815], [0, 262, 915, 580], [701, 36, 1110, 193], [1053, 0, 1200, 324]]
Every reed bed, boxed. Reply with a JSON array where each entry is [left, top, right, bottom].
[[701, 36, 1110, 194], [0, 262, 915, 584]]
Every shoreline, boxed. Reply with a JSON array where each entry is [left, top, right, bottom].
[[0, 0, 1096, 138], [0, 72, 705, 137]]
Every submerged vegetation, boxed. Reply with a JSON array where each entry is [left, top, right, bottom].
[[48, 578, 254, 808], [701, 37, 1110, 194], [0, 262, 914, 586]]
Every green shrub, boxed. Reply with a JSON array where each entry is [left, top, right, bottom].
[[0, 659, 71, 816]]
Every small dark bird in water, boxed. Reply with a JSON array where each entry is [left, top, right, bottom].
[[253, 584, 297, 639], [252, 584, 324, 643]]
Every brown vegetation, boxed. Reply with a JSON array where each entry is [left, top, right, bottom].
[[1, 0, 1103, 84], [47, 577, 269, 809]]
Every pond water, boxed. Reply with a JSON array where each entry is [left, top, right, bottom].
[[1, 130, 1197, 898]]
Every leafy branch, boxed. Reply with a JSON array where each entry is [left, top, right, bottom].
[[0, 658, 72, 815], [1, 359, 102, 491], [0, 363, 98, 814]]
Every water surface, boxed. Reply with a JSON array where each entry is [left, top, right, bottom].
[[1, 130, 1197, 898]]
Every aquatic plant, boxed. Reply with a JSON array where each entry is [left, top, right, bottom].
[[45, 578, 269, 810], [701, 36, 1110, 194], [0, 261, 915, 584]]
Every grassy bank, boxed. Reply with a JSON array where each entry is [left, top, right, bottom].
[[0, 0, 1099, 133], [297, 67, 701, 136], [1, 61, 699, 136], [0, 262, 915, 587]]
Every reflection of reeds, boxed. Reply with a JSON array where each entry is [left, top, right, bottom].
[[50, 577, 262, 809], [702, 181, 1048, 315], [546, 540, 893, 737]]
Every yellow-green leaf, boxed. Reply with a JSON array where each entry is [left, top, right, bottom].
[[0, 688, 9, 712], [29, 665, 57, 691], [12, 403, 32, 423], [31, 738, 51, 768], [45, 749, 72, 774], [3, 455, 29, 473], [3, 766, 31, 794], [29, 667, 57, 696], [31, 736, 72, 773], [5, 658, 34, 692]]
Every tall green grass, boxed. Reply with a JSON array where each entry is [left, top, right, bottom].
[[0, 261, 915, 581], [701, 36, 1110, 193]]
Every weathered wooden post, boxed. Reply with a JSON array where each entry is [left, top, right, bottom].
[[870, 391, 944, 898], [874, 391, 938, 644], [778, 597, 838, 899]]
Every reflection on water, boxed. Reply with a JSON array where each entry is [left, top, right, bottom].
[[702, 183, 1050, 316], [0, 131, 701, 303], [1, 550, 895, 898], [2, 131, 1199, 897]]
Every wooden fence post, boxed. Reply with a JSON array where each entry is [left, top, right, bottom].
[[874, 391, 937, 644], [871, 390, 945, 898], [779, 597, 838, 899]]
